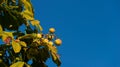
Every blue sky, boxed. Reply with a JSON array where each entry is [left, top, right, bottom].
[[32, 0, 120, 67]]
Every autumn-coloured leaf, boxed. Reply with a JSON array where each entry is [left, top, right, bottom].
[[1, 32, 13, 42], [12, 40, 21, 53], [4, 36, 12, 44], [2, 34, 9, 42]]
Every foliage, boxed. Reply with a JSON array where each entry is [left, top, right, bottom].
[[0, 0, 62, 67]]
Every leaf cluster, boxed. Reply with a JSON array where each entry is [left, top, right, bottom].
[[0, 0, 62, 67]]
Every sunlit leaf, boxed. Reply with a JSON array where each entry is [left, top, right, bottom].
[[31, 20, 43, 31], [51, 52, 57, 60], [51, 52, 61, 66], [18, 34, 33, 39], [21, 0, 33, 12], [12, 40, 21, 53], [10, 61, 24, 67], [1, 32, 13, 41], [36, 24, 43, 31], [0, 0, 61, 67], [48, 45, 61, 66], [31, 20, 40, 25], [19, 41, 27, 47], [21, 0, 34, 20], [1, 34, 8, 41], [47, 45, 57, 53], [21, 9, 34, 20]]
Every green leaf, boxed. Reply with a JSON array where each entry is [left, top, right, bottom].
[[10, 61, 24, 67], [12, 40, 21, 53]]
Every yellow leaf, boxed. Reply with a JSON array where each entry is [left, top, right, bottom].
[[21, 0, 33, 12], [51, 52, 61, 66], [21, 10, 34, 20], [2, 32, 13, 41], [0, 25, 3, 33], [37, 24, 43, 31], [21, 0, 34, 20], [51, 52, 57, 60], [30, 20, 43, 31], [2, 34, 8, 41], [12, 40, 21, 53], [31, 20, 39, 26], [19, 41, 27, 47], [10, 61, 24, 67], [18, 33, 36, 39], [47, 45, 57, 53]]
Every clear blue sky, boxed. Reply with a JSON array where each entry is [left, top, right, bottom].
[[32, 0, 120, 67]]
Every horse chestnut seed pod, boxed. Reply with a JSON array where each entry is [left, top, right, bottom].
[[49, 28, 55, 33], [54, 39, 62, 46]]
